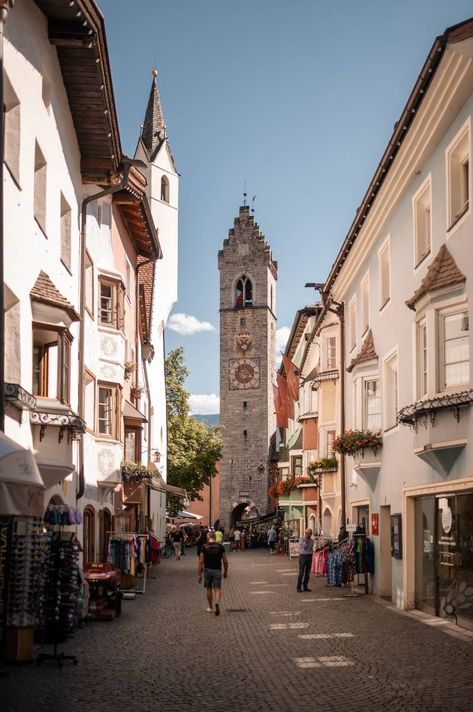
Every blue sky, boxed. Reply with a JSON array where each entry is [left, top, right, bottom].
[[99, 0, 473, 413]]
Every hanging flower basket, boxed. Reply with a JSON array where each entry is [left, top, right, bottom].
[[124, 362, 136, 380], [307, 457, 338, 475], [121, 461, 155, 483], [130, 383, 144, 399], [332, 429, 382, 457]]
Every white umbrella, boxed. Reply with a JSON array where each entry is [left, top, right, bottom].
[[0, 431, 44, 516]]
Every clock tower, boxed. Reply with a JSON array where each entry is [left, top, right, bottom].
[[218, 205, 278, 530]]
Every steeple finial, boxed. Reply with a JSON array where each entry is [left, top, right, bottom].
[[141, 68, 166, 158]]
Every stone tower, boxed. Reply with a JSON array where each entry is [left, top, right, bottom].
[[218, 205, 278, 530]]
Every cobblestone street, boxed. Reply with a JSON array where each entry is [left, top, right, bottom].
[[2, 548, 473, 712]]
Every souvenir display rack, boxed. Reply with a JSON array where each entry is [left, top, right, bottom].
[[36, 531, 82, 668]]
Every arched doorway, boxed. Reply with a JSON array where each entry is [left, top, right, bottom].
[[322, 507, 333, 538], [83, 505, 95, 564], [230, 502, 260, 528]]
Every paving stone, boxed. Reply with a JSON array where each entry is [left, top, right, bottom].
[[1, 549, 473, 711]]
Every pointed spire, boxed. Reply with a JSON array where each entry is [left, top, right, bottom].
[[141, 69, 166, 159]]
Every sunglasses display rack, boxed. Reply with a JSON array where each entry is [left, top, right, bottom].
[[36, 531, 81, 668], [6, 517, 43, 629]]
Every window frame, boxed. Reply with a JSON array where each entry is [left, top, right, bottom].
[[348, 295, 357, 353], [383, 350, 399, 432], [97, 382, 121, 440], [412, 175, 432, 269], [124, 426, 142, 464], [85, 251, 94, 318], [98, 276, 125, 330], [32, 322, 72, 404], [361, 272, 370, 336], [60, 192, 72, 273], [446, 118, 471, 232], [362, 377, 381, 431], [234, 275, 253, 308], [325, 334, 337, 371], [437, 305, 470, 393], [378, 236, 391, 311]]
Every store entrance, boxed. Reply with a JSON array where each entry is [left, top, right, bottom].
[[415, 492, 473, 629]]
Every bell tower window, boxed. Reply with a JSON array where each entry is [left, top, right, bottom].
[[235, 275, 253, 308], [161, 175, 169, 203]]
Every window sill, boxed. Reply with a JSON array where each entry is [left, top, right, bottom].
[[414, 251, 431, 271], [4, 161, 21, 191], [447, 203, 469, 233], [60, 258, 72, 276], [383, 424, 399, 436], [379, 297, 390, 313], [34, 217, 48, 239]]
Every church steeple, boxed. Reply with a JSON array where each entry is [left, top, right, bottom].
[[141, 69, 166, 159]]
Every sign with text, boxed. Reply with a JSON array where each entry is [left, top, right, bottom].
[[288, 539, 299, 558]]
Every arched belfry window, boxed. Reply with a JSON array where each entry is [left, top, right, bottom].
[[160, 175, 169, 203], [235, 275, 253, 308]]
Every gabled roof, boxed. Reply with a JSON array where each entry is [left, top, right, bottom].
[[347, 329, 377, 373], [406, 244, 465, 310], [30, 271, 80, 321], [281, 305, 320, 366]]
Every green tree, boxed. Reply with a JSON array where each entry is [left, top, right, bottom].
[[165, 347, 221, 515]]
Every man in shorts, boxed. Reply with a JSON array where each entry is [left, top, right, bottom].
[[198, 531, 228, 616]]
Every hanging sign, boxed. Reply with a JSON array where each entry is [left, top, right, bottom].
[[371, 513, 379, 535]]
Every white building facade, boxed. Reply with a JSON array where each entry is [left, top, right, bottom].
[[325, 18, 473, 628]]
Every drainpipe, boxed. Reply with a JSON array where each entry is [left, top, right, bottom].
[[0, 1, 14, 433], [76, 157, 145, 501], [135, 258, 155, 465], [337, 303, 346, 527]]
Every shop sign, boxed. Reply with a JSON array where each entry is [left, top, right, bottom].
[[391, 513, 402, 559], [346, 524, 357, 533], [288, 539, 300, 558], [371, 513, 379, 535]]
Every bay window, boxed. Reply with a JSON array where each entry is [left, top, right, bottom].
[[32, 325, 72, 403], [440, 309, 469, 390], [363, 379, 381, 430], [99, 277, 124, 330]]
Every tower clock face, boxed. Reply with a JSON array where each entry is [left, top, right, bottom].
[[229, 358, 260, 390]]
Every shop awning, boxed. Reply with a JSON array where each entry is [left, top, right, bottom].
[[148, 475, 187, 500], [123, 400, 147, 423], [0, 431, 45, 516]]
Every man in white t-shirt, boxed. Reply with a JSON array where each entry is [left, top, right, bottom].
[[233, 528, 241, 552]]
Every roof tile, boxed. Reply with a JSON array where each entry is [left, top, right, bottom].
[[30, 271, 79, 321], [347, 329, 378, 372], [406, 245, 465, 310]]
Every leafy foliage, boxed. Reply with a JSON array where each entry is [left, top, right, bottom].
[[332, 429, 382, 456], [165, 347, 222, 515]]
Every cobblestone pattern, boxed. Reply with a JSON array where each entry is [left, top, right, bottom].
[[2, 549, 473, 712]]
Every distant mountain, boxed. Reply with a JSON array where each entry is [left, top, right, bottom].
[[192, 414, 220, 426]]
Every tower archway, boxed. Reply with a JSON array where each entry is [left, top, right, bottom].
[[230, 501, 260, 528]]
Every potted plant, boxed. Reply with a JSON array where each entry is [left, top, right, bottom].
[[332, 429, 382, 457], [124, 361, 135, 380], [130, 383, 144, 400]]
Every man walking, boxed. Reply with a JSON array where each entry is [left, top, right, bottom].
[[297, 528, 314, 592], [267, 525, 277, 554], [233, 528, 241, 551], [198, 531, 228, 616]]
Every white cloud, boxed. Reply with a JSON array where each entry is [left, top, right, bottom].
[[189, 393, 220, 415], [276, 326, 291, 366], [168, 313, 216, 336]]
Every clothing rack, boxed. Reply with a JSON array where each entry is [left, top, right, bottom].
[[107, 532, 149, 595]]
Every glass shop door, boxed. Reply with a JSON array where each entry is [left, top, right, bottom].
[[454, 492, 473, 630]]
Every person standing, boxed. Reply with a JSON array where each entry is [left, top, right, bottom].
[[240, 528, 245, 551], [233, 528, 241, 551], [195, 526, 207, 557], [198, 531, 228, 616], [267, 525, 277, 554], [215, 527, 224, 545], [171, 528, 183, 560], [297, 528, 314, 592]]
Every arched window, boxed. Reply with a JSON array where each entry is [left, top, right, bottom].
[[160, 175, 169, 203], [234, 275, 253, 308], [83, 506, 96, 564]]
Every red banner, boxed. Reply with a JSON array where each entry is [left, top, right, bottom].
[[272, 384, 288, 428], [282, 354, 300, 402], [277, 372, 294, 420]]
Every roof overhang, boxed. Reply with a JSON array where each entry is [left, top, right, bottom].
[[34, 0, 121, 182]]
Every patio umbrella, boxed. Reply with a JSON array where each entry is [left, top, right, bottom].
[[0, 431, 45, 516]]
